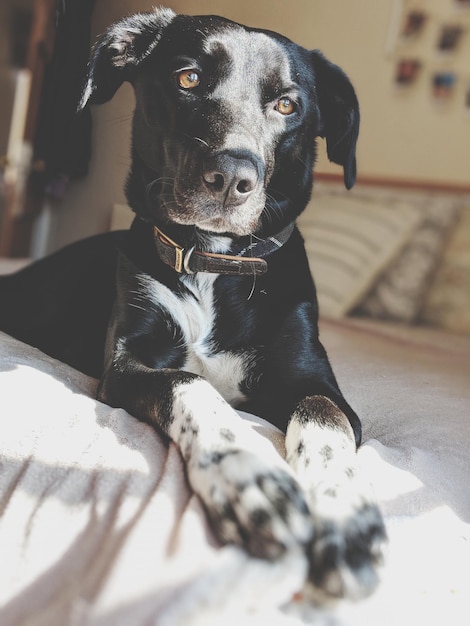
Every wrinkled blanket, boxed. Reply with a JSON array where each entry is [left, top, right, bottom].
[[0, 319, 469, 625]]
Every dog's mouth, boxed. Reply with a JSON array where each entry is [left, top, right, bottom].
[[158, 182, 266, 237], [161, 197, 264, 236]]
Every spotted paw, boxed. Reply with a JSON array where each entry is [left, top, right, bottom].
[[188, 448, 314, 560], [307, 482, 387, 602]]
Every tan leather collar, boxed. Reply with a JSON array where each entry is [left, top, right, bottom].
[[153, 223, 294, 276]]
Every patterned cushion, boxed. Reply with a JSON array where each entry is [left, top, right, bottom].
[[298, 185, 421, 318], [353, 198, 460, 322], [420, 204, 470, 334], [298, 183, 462, 322]]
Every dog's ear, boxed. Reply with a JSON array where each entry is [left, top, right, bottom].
[[311, 51, 360, 189], [78, 8, 176, 110]]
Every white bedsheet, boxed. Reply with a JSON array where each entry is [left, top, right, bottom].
[[0, 323, 469, 625]]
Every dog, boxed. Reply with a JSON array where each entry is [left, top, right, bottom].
[[0, 8, 386, 601]]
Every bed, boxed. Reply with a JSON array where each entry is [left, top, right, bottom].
[[1, 313, 469, 626]]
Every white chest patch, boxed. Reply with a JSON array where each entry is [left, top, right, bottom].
[[140, 273, 249, 406]]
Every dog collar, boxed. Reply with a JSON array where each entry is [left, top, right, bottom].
[[153, 222, 295, 276]]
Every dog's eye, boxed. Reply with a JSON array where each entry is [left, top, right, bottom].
[[276, 97, 296, 116], [177, 69, 201, 90]]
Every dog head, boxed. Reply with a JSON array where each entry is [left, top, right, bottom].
[[79, 8, 359, 238]]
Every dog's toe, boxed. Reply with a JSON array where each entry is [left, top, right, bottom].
[[190, 449, 314, 560], [307, 487, 387, 602]]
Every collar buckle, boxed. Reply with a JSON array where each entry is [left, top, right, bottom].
[[156, 228, 185, 273]]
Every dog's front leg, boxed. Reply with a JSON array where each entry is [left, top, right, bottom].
[[98, 360, 313, 562], [285, 395, 387, 602]]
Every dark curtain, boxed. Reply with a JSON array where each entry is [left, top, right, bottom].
[[32, 0, 96, 198]]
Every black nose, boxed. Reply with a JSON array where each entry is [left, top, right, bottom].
[[202, 152, 261, 206]]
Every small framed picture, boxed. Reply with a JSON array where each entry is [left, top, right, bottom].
[[436, 25, 464, 53], [432, 72, 457, 102], [395, 59, 422, 86], [401, 11, 427, 39]]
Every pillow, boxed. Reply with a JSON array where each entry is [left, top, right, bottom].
[[298, 186, 422, 318], [352, 197, 461, 323], [420, 203, 470, 334]]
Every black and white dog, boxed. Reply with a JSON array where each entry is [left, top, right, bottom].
[[0, 8, 386, 601]]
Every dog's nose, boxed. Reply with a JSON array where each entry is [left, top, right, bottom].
[[202, 152, 261, 206]]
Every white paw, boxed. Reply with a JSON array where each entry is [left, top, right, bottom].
[[307, 478, 387, 602], [189, 448, 314, 560]]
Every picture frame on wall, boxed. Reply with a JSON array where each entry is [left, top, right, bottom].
[[436, 24, 464, 53], [395, 58, 422, 86], [401, 10, 428, 40], [432, 71, 457, 103]]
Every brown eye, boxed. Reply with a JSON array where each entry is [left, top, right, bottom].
[[276, 97, 296, 115], [177, 69, 201, 90]]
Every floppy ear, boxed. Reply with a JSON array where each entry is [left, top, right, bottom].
[[311, 51, 360, 189], [78, 8, 175, 110]]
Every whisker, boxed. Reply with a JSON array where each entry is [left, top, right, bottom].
[[145, 177, 176, 201], [295, 155, 310, 168], [263, 193, 285, 226], [247, 271, 257, 301], [127, 302, 147, 312], [193, 136, 210, 149]]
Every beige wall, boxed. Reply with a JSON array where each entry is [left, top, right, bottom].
[[49, 0, 470, 251]]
